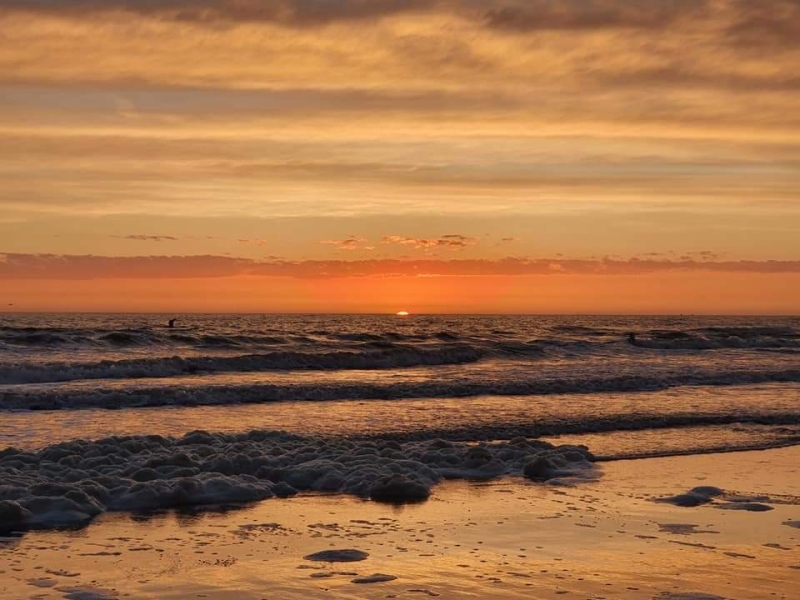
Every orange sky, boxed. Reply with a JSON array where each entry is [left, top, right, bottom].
[[1, 1, 798, 313]]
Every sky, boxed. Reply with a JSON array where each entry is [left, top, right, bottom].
[[1, 0, 799, 313]]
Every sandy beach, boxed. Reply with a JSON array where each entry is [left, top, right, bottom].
[[2, 445, 797, 600]]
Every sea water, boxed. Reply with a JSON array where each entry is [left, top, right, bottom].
[[1, 313, 798, 453]]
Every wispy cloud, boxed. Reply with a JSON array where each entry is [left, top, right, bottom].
[[320, 237, 374, 251], [113, 235, 179, 242], [2, 0, 798, 93], [1, 0, 798, 299], [481, 0, 702, 32], [0, 0, 433, 26], [680, 250, 720, 261], [3, 253, 800, 280], [382, 235, 478, 250], [5, 0, 796, 48]]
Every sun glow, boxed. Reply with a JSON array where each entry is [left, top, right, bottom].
[[396, 311, 410, 316]]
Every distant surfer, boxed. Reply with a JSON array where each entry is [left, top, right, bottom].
[[168, 318, 177, 329], [627, 332, 638, 346]]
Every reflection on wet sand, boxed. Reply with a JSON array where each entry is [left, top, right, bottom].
[[1, 447, 797, 599]]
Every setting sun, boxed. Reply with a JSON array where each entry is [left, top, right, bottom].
[[396, 311, 410, 317]]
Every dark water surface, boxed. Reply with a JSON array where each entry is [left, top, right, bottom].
[[1, 314, 799, 456]]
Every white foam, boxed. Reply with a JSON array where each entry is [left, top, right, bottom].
[[0, 431, 594, 532]]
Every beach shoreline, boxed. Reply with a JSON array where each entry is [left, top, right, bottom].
[[2, 445, 797, 599]]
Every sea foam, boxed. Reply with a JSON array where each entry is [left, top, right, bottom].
[[0, 431, 594, 532]]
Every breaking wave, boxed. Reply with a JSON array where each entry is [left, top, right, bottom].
[[630, 329, 800, 350], [1, 322, 797, 351], [3, 325, 798, 386], [3, 367, 800, 411], [0, 344, 485, 385]]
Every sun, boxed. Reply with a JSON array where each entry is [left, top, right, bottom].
[[396, 310, 410, 316]]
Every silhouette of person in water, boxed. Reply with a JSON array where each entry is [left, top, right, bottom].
[[627, 332, 637, 345], [168, 318, 177, 329]]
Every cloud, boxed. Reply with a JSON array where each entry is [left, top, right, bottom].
[[113, 234, 179, 242], [9, 0, 793, 47], [382, 235, 479, 250], [0, 0, 433, 26], [3, 253, 800, 280], [238, 238, 269, 247], [480, 0, 702, 32], [723, 1, 800, 49], [0, 0, 735, 33], [685, 250, 720, 261], [0, 253, 249, 279], [3, 1, 799, 116], [320, 236, 374, 251], [4, 0, 797, 51], [1, 1, 799, 262]]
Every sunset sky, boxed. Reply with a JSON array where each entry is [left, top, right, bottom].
[[1, 0, 798, 313]]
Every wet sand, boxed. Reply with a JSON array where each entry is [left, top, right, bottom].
[[2, 447, 798, 600]]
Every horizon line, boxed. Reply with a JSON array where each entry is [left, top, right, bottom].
[[1, 310, 798, 317]]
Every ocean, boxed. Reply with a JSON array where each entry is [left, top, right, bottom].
[[1, 313, 799, 535], [1, 313, 798, 455]]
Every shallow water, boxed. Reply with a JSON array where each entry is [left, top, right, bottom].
[[2, 314, 799, 459], [2, 384, 799, 459]]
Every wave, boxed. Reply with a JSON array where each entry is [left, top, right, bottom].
[[594, 438, 800, 461], [0, 327, 448, 349], [374, 413, 800, 443], [1, 331, 82, 346], [0, 343, 485, 385], [3, 367, 800, 411], [697, 326, 798, 337], [550, 324, 616, 336], [2, 323, 797, 353], [630, 328, 800, 350], [0, 326, 291, 350]]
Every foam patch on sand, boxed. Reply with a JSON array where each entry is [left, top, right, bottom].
[[352, 573, 398, 584], [655, 486, 798, 511], [56, 586, 119, 600], [655, 486, 724, 507], [0, 431, 594, 532], [783, 520, 800, 529], [304, 549, 369, 562], [654, 593, 725, 600]]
